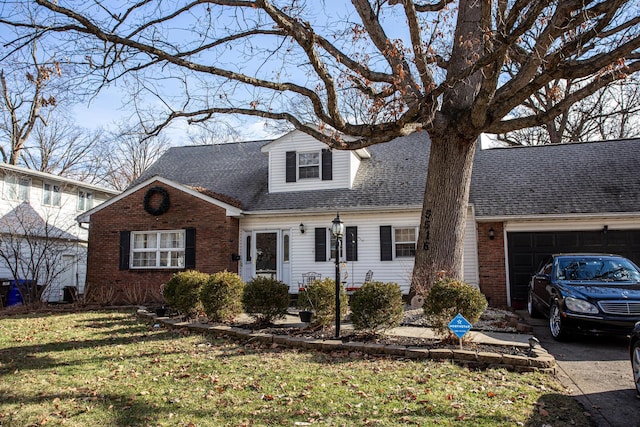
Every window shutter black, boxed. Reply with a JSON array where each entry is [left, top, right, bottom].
[[380, 226, 392, 261], [119, 231, 131, 270], [346, 226, 358, 261], [315, 228, 326, 262], [185, 228, 196, 269], [321, 149, 332, 181], [286, 151, 297, 182]]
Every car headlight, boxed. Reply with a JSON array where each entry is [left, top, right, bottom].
[[564, 297, 599, 314]]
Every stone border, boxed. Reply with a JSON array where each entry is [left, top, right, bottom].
[[140, 310, 555, 373]]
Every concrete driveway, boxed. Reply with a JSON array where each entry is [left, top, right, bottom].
[[520, 311, 639, 427]]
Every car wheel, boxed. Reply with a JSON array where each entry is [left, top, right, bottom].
[[632, 340, 640, 396], [549, 302, 569, 341], [527, 289, 542, 318]]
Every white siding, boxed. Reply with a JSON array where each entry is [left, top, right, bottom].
[[0, 167, 116, 302], [239, 207, 479, 294]]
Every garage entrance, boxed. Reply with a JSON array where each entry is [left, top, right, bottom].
[[507, 230, 640, 306]]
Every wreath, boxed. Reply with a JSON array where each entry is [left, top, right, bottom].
[[143, 186, 170, 216]]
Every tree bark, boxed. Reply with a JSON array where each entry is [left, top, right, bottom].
[[412, 131, 477, 296]]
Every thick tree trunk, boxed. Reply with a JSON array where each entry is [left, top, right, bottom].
[[411, 132, 477, 297], [409, 0, 484, 298]]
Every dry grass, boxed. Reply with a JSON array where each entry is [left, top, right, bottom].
[[0, 310, 591, 426]]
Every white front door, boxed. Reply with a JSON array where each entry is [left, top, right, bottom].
[[241, 230, 292, 287]]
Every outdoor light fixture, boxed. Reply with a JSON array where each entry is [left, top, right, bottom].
[[299, 223, 305, 234], [489, 227, 495, 240], [331, 212, 344, 338]]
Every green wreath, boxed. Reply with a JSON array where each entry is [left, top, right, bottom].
[[143, 186, 170, 216]]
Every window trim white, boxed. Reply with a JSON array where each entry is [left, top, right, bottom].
[[43, 182, 62, 207], [130, 229, 186, 269], [77, 190, 94, 211], [393, 226, 417, 258], [4, 175, 30, 201], [297, 151, 321, 180]]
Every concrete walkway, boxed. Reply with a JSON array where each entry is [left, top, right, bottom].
[[269, 312, 535, 348], [146, 310, 553, 371]]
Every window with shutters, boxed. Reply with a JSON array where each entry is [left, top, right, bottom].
[[394, 227, 417, 257], [131, 230, 185, 268], [298, 152, 320, 179]]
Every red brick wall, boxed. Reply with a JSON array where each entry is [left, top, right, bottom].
[[477, 222, 508, 307], [86, 182, 239, 304]]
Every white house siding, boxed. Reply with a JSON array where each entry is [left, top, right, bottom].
[[0, 166, 116, 302], [264, 130, 356, 193], [239, 207, 479, 294], [348, 151, 361, 188]]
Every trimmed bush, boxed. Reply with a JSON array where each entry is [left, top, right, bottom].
[[423, 278, 488, 338], [299, 278, 348, 327], [162, 270, 209, 318], [200, 271, 245, 323], [350, 281, 404, 333], [242, 277, 290, 324]]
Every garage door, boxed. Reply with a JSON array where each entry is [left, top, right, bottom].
[[507, 230, 640, 305]]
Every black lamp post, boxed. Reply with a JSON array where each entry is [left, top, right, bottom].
[[331, 212, 344, 338]]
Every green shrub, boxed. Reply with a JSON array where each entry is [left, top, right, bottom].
[[350, 281, 404, 333], [162, 270, 209, 318], [299, 278, 348, 327], [423, 278, 488, 338], [242, 277, 290, 324], [200, 271, 245, 323]]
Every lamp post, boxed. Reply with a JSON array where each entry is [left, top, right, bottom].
[[331, 212, 344, 338]]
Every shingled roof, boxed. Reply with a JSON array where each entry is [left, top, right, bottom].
[[136, 134, 640, 217], [470, 138, 640, 217], [136, 132, 430, 212]]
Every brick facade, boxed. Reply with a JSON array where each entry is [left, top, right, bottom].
[[476, 222, 508, 307], [85, 182, 239, 304]]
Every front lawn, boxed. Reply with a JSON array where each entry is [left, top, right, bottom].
[[0, 310, 590, 426]]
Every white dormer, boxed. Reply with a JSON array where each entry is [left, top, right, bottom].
[[261, 129, 370, 193]]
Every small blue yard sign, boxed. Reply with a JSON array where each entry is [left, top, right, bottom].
[[448, 313, 472, 339]]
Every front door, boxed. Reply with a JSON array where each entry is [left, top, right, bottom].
[[255, 232, 278, 279]]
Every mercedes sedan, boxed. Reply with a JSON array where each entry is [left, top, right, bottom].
[[527, 254, 640, 341]]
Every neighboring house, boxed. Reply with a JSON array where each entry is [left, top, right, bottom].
[[77, 129, 640, 308], [0, 163, 118, 303]]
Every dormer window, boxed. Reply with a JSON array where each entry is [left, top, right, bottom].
[[286, 149, 332, 183], [298, 152, 320, 179]]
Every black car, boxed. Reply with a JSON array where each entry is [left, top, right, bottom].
[[527, 253, 640, 341], [631, 322, 640, 396]]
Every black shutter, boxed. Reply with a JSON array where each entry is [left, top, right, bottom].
[[286, 151, 297, 182], [346, 226, 358, 261], [119, 231, 131, 270], [185, 228, 196, 269], [380, 226, 392, 261], [315, 228, 326, 262], [321, 149, 332, 181]]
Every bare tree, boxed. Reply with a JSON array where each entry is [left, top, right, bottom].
[[96, 121, 170, 191], [19, 115, 104, 181], [500, 76, 640, 145], [4, 1, 638, 294], [0, 40, 63, 164], [0, 202, 80, 306]]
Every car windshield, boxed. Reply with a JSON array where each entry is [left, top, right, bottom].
[[555, 257, 640, 282]]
